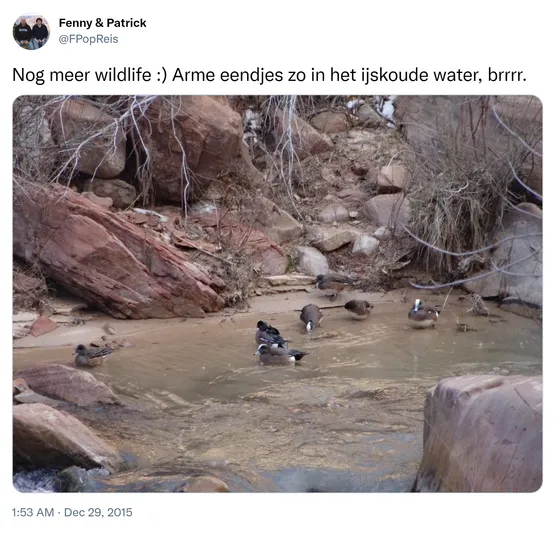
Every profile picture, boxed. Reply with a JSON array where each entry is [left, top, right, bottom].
[[13, 13, 50, 50]]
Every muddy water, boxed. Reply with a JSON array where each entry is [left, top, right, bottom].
[[13, 293, 542, 492]]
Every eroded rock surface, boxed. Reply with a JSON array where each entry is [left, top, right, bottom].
[[13, 404, 125, 472], [140, 96, 245, 203], [413, 375, 542, 492], [464, 203, 542, 310], [49, 98, 126, 178], [14, 364, 121, 407], [13, 184, 225, 319]]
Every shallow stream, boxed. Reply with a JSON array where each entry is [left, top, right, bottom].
[[13, 292, 542, 492]]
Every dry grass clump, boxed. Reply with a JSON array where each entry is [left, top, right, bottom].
[[13, 262, 50, 311], [217, 254, 256, 309], [406, 96, 542, 278], [409, 157, 508, 275]]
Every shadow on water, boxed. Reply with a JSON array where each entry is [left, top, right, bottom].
[[13, 296, 542, 492]]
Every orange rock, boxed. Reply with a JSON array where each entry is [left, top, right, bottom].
[[30, 315, 57, 337]]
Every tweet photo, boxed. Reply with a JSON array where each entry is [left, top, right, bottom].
[[6, 2, 548, 532]]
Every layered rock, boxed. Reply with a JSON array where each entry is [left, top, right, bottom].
[[13, 403, 125, 472], [13, 184, 225, 319], [191, 212, 288, 276], [14, 364, 120, 407], [413, 375, 542, 492]]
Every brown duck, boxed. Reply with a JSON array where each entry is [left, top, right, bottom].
[[408, 299, 440, 329], [300, 304, 324, 332], [344, 299, 374, 320], [315, 274, 356, 301], [73, 344, 114, 367]]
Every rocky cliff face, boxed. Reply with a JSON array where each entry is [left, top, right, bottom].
[[13, 184, 226, 319]]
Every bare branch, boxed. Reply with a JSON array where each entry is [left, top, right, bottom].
[[410, 248, 542, 290], [490, 96, 542, 159], [402, 224, 542, 258], [508, 160, 543, 202]]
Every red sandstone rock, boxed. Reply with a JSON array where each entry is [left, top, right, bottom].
[[191, 212, 288, 276], [30, 315, 57, 337], [13, 403, 124, 472], [13, 184, 225, 319], [139, 96, 256, 203], [14, 364, 121, 407], [413, 375, 542, 492]]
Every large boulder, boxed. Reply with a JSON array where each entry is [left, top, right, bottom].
[[49, 98, 126, 178], [395, 96, 542, 197], [14, 364, 120, 407], [139, 96, 246, 203], [13, 403, 125, 472], [413, 375, 542, 492], [13, 184, 225, 319], [464, 203, 542, 308]]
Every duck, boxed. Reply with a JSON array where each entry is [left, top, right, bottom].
[[254, 344, 308, 365], [408, 299, 440, 329], [257, 320, 281, 336], [255, 320, 289, 348], [315, 274, 356, 301], [344, 299, 374, 320], [73, 344, 114, 367], [300, 304, 323, 333]]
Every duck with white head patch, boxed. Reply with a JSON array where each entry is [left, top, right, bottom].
[[408, 299, 440, 329], [300, 304, 323, 334]]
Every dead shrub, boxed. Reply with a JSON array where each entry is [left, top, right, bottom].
[[407, 96, 541, 278]]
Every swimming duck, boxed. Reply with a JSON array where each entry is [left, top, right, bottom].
[[344, 299, 374, 320], [255, 320, 288, 348], [408, 299, 440, 329], [257, 320, 281, 336], [315, 274, 356, 301], [254, 344, 308, 365], [73, 344, 114, 367], [300, 304, 323, 332]]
